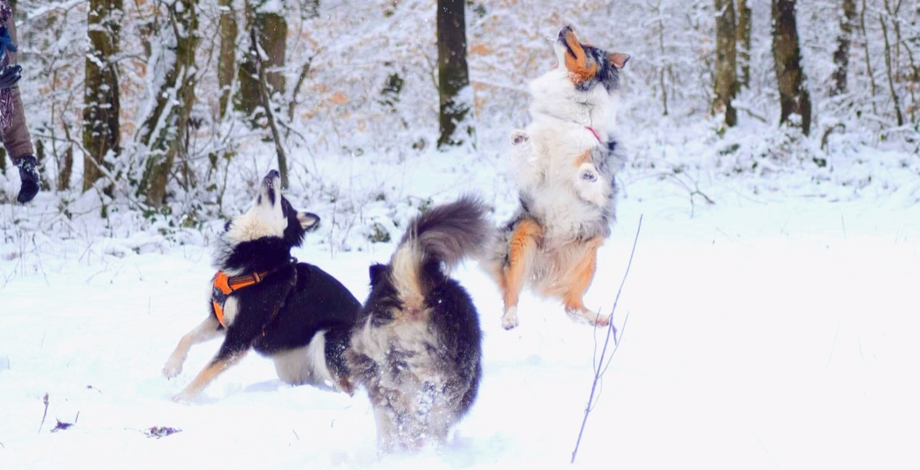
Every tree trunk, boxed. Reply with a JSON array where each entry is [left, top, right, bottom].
[[250, 27, 290, 188], [736, 0, 752, 88], [218, 0, 237, 117], [137, 0, 200, 208], [772, 0, 812, 136], [713, 0, 738, 127], [237, 0, 287, 126], [831, 0, 856, 95], [858, 0, 878, 115], [879, 12, 904, 126], [303, 0, 319, 19], [82, 0, 121, 193], [437, 0, 472, 148]]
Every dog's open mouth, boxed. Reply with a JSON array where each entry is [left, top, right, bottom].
[[558, 25, 578, 59]]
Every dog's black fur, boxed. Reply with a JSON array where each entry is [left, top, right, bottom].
[[164, 170, 361, 401], [346, 196, 489, 452]]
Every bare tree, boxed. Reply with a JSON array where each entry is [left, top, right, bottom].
[[736, 0, 751, 88], [879, 0, 904, 126], [772, 0, 812, 135], [713, 0, 738, 127], [437, 0, 472, 148], [250, 27, 289, 188], [831, 0, 857, 96], [82, 0, 121, 193], [217, 0, 238, 117], [237, 0, 286, 126], [136, 0, 200, 208]]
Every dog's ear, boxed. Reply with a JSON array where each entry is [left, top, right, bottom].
[[368, 264, 388, 285], [609, 53, 630, 69], [510, 129, 529, 146], [297, 212, 320, 231]]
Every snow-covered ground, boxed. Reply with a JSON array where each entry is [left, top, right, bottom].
[[2, 148, 918, 469]]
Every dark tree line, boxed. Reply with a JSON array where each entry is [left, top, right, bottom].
[[72, 0, 474, 207], [714, 0, 812, 135], [7, 0, 916, 210]]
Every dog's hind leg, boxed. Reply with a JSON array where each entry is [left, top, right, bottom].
[[500, 219, 542, 329], [561, 236, 609, 327], [163, 315, 223, 379]]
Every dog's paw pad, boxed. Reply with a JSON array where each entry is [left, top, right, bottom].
[[510, 130, 529, 146], [578, 163, 598, 182]]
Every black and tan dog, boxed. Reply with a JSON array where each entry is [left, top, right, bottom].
[[346, 196, 489, 452], [485, 26, 630, 329], [163, 170, 361, 402]]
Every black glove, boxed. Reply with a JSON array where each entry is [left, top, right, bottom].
[[16, 154, 39, 203], [0, 63, 20, 89]]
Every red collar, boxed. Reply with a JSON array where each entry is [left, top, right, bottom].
[[586, 126, 601, 143]]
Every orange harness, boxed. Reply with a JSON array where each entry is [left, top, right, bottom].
[[210, 270, 273, 328]]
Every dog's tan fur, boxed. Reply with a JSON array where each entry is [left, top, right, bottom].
[[487, 26, 628, 329]]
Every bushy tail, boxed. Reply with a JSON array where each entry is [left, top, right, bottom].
[[389, 196, 491, 306], [402, 195, 491, 270]]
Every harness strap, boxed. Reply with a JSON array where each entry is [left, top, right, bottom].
[[211, 266, 284, 328]]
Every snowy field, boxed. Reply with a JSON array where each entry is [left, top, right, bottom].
[[2, 150, 919, 469]]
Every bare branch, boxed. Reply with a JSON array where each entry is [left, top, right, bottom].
[[572, 215, 643, 464], [38, 393, 49, 434]]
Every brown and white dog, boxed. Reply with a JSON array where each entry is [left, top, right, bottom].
[[485, 26, 629, 329]]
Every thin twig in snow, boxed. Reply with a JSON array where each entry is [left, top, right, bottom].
[[571, 215, 642, 464], [38, 393, 49, 434]]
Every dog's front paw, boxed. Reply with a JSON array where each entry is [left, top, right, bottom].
[[501, 307, 520, 330], [162, 355, 185, 379]]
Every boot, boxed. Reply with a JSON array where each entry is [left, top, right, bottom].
[[15, 154, 38, 203]]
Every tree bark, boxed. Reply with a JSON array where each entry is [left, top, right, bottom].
[[218, 0, 237, 117], [713, 0, 738, 127], [879, 13, 904, 126], [137, 0, 200, 208], [303, 0, 319, 19], [437, 0, 472, 148], [250, 27, 289, 188], [831, 0, 856, 95], [772, 0, 812, 135], [82, 0, 121, 193], [858, 0, 878, 115], [736, 0, 752, 88], [237, 0, 286, 126]]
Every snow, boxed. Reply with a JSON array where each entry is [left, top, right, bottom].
[[2, 153, 919, 468], [3, 1, 920, 467]]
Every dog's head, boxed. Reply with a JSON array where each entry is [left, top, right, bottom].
[[221, 170, 319, 250], [554, 25, 629, 93]]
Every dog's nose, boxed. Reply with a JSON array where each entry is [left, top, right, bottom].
[[559, 25, 573, 39]]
